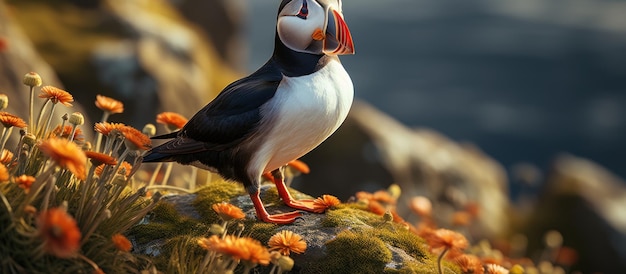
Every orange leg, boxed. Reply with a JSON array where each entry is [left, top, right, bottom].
[[249, 190, 301, 224], [270, 168, 318, 212]]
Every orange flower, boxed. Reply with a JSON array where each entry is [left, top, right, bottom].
[[94, 122, 125, 136], [0, 164, 8, 182], [367, 200, 386, 216], [232, 236, 271, 265], [15, 175, 36, 192], [37, 208, 81, 258], [465, 202, 480, 218], [485, 264, 508, 274], [85, 151, 118, 166], [95, 95, 124, 114], [212, 202, 246, 221], [372, 190, 395, 204], [0, 37, 7, 52], [119, 161, 133, 177], [0, 112, 27, 128], [156, 112, 188, 131], [51, 125, 84, 142], [38, 138, 87, 180], [95, 161, 132, 177], [426, 228, 468, 256], [120, 126, 151, 150], [39, 86, 73, 106], [206, 235, 270, 266], [240, 237, 271, 266], [452, 211, 472, 227], [0, 149, 13, 165], [355, 191, 373, 201], [268, 230, 307, 256], [198, 235, 221, 251], [409, 196, 432, 218], [454, 254, 484, 274], [287, 159, 310, 174], [95, 164, 106, 177], [112, 233, 132, 252], [312, 194, 341, 213]]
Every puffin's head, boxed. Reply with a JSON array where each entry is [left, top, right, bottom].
[[277, 0, 354, 55]]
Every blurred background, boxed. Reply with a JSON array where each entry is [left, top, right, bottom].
[[246, 0, 626, 187], [1, 0, 625, 272]]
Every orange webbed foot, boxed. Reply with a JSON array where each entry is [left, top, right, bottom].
[[257, 211, 302, 224]]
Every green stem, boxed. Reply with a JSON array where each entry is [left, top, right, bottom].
[[437, 247, 449, 274], [145, 184, 192, 194], [0, 126, 7, 153], [189, 167, 198, 191], [76, 165, 97, 222], [35, 99, 50, 135], [94, 112, 110, 152], [147, 162, 163, 187], [29, 86, 35, 134], [40, 103, 57, 139], [69, 124, 78, 142], [161, 162, 173, 186]]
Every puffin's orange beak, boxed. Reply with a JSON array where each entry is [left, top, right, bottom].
[[323, 9, 355, 55]]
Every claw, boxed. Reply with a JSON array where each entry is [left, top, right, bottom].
[[258, 211, 302, 224], [270, 168, 320, 213], [250, 190, 302, 224]]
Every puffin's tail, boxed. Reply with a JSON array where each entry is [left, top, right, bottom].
[[141, 131, 179, 163], [141, 151, 173, 163]]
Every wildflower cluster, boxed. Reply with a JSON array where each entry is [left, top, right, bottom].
[[195, 202, 307, 274], [0, 72, 161, 273], [354, 186, 576, 274]]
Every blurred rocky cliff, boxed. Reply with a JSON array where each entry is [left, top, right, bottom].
[[2, 0, 240, 128]]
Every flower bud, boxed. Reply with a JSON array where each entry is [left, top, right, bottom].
[[388, 184, 401, 200], [142, 123, 156, 137], [23, 133, 37, 146], [0, 94, 8, 110], [383, 210, 394, 222], [209, 224, 225, 235], [277, 256, 294, 271], [69, 112, 84, 126], [23, 72, 42, 87]]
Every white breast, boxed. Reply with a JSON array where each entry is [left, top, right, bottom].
[[250, 59, 354, 176]]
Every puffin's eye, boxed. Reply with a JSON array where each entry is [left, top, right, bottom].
[[296, 0, 308, 19]]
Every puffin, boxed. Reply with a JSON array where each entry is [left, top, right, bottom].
[[142, 0, 355, 224]]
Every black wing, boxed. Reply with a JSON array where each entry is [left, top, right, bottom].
[[179, 60, 283, 149], [144, 60, 283, 162]]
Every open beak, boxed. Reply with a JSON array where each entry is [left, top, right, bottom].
[[323, 9, 355, 55]]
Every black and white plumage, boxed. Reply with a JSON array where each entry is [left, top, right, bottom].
[[143, 0, 354, 224]]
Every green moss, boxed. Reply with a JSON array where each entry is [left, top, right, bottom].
[[383, 259, 460, 274], [245, 222, 279, 244], [373, 228, 429, 261], [155, 235, 207, 273], [130, 201, 210, 246], [322, 204, 382, 227], [192, 181, 245, 223], [260, 186, 281, 205], [312, 230, 392, 274]]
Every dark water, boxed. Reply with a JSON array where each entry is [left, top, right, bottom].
[[244, 0, 626, 184]]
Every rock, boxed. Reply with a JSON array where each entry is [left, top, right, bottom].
[[522, 154, 626, 273], [299, 101, 510, 239], [168, 0, 246, 69], [0, 1, 92, 143], [131, 181, 455, 273], [5, 0, 240, 127]]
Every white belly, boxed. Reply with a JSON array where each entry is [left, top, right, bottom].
[[252, 59, 353, 175]]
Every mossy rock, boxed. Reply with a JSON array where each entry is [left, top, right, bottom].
[[129, 183, 460, 273]]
